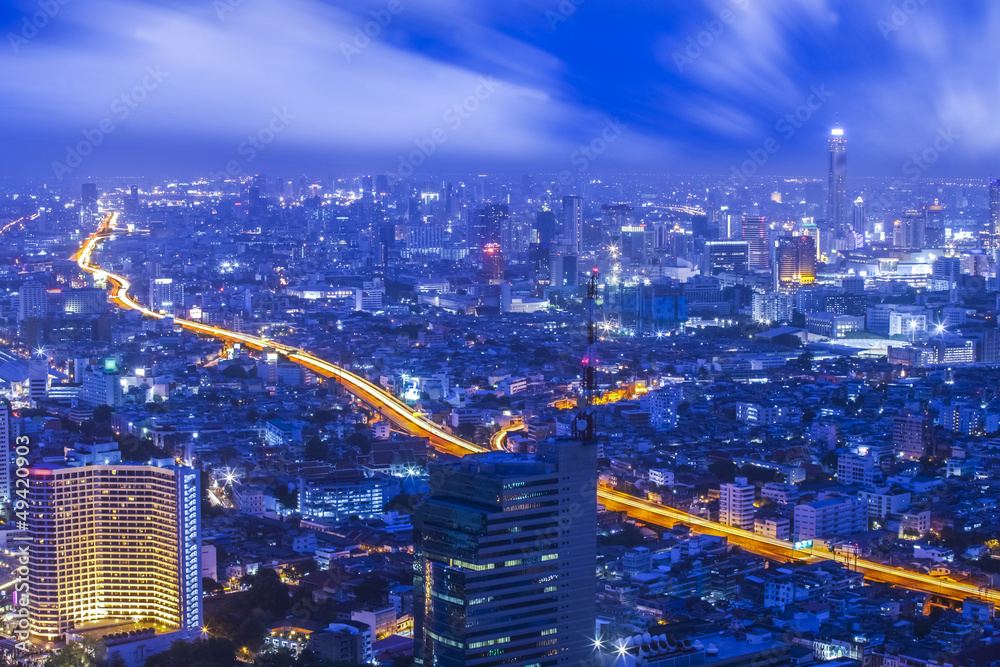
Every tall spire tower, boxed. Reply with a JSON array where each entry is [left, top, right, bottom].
[[827, 125, 847, 236]]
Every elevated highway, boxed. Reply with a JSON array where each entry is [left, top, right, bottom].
[[76, 213, 999, 606]]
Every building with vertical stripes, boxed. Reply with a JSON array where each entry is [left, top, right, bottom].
[[27, 442, 201, 641]]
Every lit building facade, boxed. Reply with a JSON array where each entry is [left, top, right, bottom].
[[719, 477, 755, 530], [741, 216, 770, 271], [704, 241, 748, 275], [81, 358, 123, 408], [27, 443, 201, 641], [775, 236, 816, 288], [298, 472, 397, 523], [483, 243, 503, 283]]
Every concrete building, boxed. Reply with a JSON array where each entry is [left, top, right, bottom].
[[837, 453, 883, 488], [754, 517, 790, 541], [18, 280, 47, 322], [893, 412, 934, 460], [805, 312, 865, 338], [647, 386, 682, 430], [858, 488, 911, 520], [719, 477, 755, 530], [751, 292, 794, 324], [81, 358, 123, 408], [794, 496, 866, 541], [298, 471, 397, 523]]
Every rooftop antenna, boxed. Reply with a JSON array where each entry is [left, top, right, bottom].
[[573, 269, 600, 442]]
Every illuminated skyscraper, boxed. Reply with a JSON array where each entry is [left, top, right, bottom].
[[414, 439, 597, 667], [483, 243, 504, 283], [923, 200, 944, 247], [741, 215, 770, 270], [775, 236, 817, 289], [562, 195, 583, 253], [852, 197, 866, 238], [827, 126, 847, 234], [28, 442, 201, 641]]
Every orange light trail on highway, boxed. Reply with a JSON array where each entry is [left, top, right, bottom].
[[78, 212, 1000, 605]]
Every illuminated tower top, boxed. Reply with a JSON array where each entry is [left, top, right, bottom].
[[828, 125, 847, 234]]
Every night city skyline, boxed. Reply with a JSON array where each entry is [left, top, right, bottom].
[[8, 2, 1000, 667]]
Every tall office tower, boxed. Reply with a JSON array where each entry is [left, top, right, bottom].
[[375, 174, 391, 201], [481, 203, 509, 248], [361, 174, 373, 199], [741, 215, 770, 270], [0, 399, 9, 507], [721, 208, 741, 239], [125, 185, 140, 216], [528, 243, 551, 285], [923, 201, 944, 247], [82, 182, 98, 211], [719, 477, 755, 530], [852, 197, 866, 238], [549, 252, 579, 288], [775, 236, 817, 289], [893, 210, 924, 248], [483, 243, 504, 283], [704, 241, 749, 275], [562, 195, 583, 253], [468, 208, 487, 252], [414, 438, 597, 667], [28, 442, 202, 641], [17, 280, 46, 323], [827, 126, 847, 234], [535, 209, 557, 246], [248, 185, 262, 217]]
